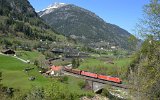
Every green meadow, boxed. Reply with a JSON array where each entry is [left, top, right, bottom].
[[0, 53, 93, 97], [16, 51, 45, 62], [0, 54, 52, 90], [79, 57, 132, 80]]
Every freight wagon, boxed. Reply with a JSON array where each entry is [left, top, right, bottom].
[[71, 69, 81, 75], [63, 67, 122, 84]]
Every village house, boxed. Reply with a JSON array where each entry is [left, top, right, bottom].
[[49, 65, 62, 76], [2, 49, 15, 55], [111, 46, 116, 49], [51, 48, 64, 54]]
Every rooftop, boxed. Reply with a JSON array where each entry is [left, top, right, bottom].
[[50, 65, 62, 71]]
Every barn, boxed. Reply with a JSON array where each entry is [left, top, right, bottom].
[[2, 49, 15, 55]]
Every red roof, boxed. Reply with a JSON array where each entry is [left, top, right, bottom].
[[50, 65, 61, 71]]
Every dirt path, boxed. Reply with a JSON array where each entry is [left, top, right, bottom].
[[13, 56, 29, 63], [0, 53, 29, 63]]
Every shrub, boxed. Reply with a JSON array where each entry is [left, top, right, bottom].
[[59, 76, 68, 84], [78, 80, 85, 89]]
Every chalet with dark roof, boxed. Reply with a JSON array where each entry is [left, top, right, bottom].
[[2, 49, 15, 55], [51, 48, 64, 54]]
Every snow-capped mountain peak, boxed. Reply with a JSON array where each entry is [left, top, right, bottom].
[[43, 2, 66, 11], [40, 2, 67, 17]]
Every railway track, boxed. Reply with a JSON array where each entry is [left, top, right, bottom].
[[62, 70, 130, 89]]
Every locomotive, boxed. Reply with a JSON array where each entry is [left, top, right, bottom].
[[63, 67, 122, 84]]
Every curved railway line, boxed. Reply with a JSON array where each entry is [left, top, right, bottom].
[[62, 70, 130, 89]]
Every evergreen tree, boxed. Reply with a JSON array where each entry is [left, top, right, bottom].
[[72, 58, 80, 68]]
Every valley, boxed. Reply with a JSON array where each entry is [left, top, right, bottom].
[[0, 49, 132, 99], [0, 0, 160, 100]]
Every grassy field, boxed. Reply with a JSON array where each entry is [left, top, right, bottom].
[[0, 53, 93, 97], [16, 50, 45, 63], [79, 57, 132, 80], [0, 54, 52, 90], [67, 76, 93, 96]]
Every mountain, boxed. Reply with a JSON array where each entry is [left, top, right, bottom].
[[38, 2, 68, 17], [0, 0, 72, 50], [38, 3, 134, 50]]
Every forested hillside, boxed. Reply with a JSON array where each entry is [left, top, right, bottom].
[[127, 0, 160, 99], [0, 0, 71, 50], [39, 3, 135, 50]]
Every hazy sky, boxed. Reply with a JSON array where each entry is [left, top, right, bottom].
[[28, 0, 150, 36]]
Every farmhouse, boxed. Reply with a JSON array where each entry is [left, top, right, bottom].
[[50, 65, 62, 76], [2, 49, 15, 55], [111, 46, 116, 49]]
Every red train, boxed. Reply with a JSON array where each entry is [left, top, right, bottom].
[[63, 67, 122, 84]]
